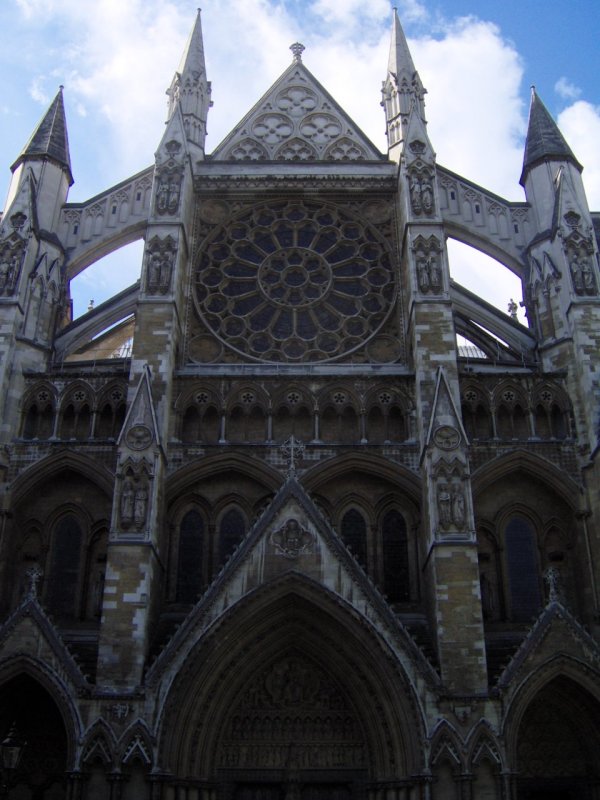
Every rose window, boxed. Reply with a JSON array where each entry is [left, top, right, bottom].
[[193, 201, 395, 363]]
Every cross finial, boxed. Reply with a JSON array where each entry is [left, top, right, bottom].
[[25, 565, 43, 599], [281, 435, 305, 477], [544, 566, 561, 603], [290, 42, 305, 63]]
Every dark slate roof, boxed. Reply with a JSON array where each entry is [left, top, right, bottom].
[[521, 89, 581, 184], [12, 88, 73, 184]]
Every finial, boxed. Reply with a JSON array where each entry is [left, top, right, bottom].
[[25, 565, 43, 599], [290, 42, 305, 63], [544, 566, 561, 603], [281, 435, 305, 477], [59, 85, 64, 91]]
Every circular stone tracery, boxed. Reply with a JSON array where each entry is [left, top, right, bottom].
[[193, 200, 395, 363]]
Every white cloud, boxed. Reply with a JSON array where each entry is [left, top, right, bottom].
[[558, 100, 600, 209], [555, 77, 581, 101]]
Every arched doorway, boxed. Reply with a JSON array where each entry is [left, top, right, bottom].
[[0, 674, 69, 798], [157, 584, 426, 796], [515, 676, 600, 799], [218, 650, 367, 800]]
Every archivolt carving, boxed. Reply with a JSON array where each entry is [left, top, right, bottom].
[[218, 654, 366, 770]]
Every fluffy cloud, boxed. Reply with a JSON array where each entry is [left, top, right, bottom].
[[6, 1, 600, 320], [558, 101, 600, 209], [555, 77, 582, 101]]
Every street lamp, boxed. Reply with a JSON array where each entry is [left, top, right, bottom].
[[0, 724, 26, 796]]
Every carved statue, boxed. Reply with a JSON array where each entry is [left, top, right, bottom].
[[428, 254, 441, 291], [134, 483, 148, 528], [438, 487, 452, 528], [417, 252, 430, 292], [155, 166, 183, 216], [451, 488, 465, 528], [421, 175, 434, 214], [120, 479, 135, 525], [147, 246, 174, 295], [409, 173, 422, 214]]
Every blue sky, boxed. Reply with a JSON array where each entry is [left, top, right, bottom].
[[1, 0, 599, 320]]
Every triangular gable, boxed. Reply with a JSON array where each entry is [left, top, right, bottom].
[[0, 591, 89, 689], [117, 365, 161, 454], [147, 477, 438, 688], [496, 599, 600, 690], [211, 59, 383, 162], [425, 366, 469, 452]]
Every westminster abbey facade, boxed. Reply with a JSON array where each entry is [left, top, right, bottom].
[[0, 9, 598, 799]]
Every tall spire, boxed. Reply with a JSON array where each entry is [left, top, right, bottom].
[[520, 88, 581, 185], [12, 87, 73, 185], [382, 8, 426, 160], [166, 8, 212, 151]]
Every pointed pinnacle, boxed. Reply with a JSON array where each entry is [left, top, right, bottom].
[[521, 87, 581, 184], [177, 7, 207, 78], [388, 7, 416, 77], [12, 86, 73, 185]]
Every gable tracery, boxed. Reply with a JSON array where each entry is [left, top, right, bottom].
[[215, 67, 380, 162]]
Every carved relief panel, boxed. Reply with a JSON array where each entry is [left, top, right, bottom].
[[218, 655, 366, 771]]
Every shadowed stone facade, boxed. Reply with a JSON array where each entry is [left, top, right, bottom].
[[0, 9, 598, 800]]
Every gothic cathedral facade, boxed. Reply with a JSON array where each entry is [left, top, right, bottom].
[[0, 10, 598, 800]]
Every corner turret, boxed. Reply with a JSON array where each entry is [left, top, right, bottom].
[[381, 8, 426, 162], [166, 8, 212, 154], [4, 87, 73, 231]]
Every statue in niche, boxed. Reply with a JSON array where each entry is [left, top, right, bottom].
[[146, 246, 174, 294], [409, 174, 422, 214], [570, 250, 597, 295], [452, 487, 466, 528], [409, 170, 435, 216], [134, 482, 148, 529], [421, 175, 434, 214], [416, 251, 441, 294], [155, 166, 183, 216], [120, 479, 135, 526], [416, 251, 430, 292], [438, 486, 452, 529], [428, 253, 441, 291], [0, 249, 21, 295]]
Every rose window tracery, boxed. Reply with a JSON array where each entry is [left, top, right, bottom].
[[193, 201, 396, 362]]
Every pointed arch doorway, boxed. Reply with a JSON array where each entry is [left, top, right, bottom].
[[158, 586, 425, 797], [217, 650, 367, 800], [0, 674, 70, 798], [515, 676, 600, 799]]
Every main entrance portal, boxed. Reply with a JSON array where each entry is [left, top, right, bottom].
[[216, 654, 368, 798]]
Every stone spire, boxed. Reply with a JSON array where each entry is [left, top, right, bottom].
[[12, 86, 73, 185], [166, 8, 212, 151], [520, 87, 581, 185], [382, 7, 426, 160]]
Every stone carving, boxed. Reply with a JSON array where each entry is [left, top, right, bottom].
[[253, 113, 293, 144], [271, 518, 313, 559], [276, 85, 317, 117], [0, 238, 25, 296], [281, 435, 305, 476], [569, 250, 597, 296], [119, 465, 150, 531], [126, 424, 152, 451], [120, 479, 135, 526], [227, 138, 269, 161], [433, 425, 461, 450], [218, 655, 366, 770], [300, 113, 341, 144], [10, 212, 27, 231], [145, 235, 176, 295], [155, 163, 183, 216], [193, 200, 396, 363], [25, 565, 43, 599], [274, 138, 318, 161], [408, 168, 434, 215], [437, 482, 467, 531], [324, 137, 366, 161], [416, 252, 440, 293], [544, 566, 562, 603]]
